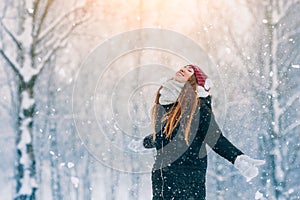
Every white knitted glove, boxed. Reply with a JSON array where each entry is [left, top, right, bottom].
[[234, 155, 265, 182], [128, 139, 146, 152]]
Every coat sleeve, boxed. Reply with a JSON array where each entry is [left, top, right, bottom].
[[143, 134, 155, 148], [143, 130, 170, 150], [143, 104, 170, 150], [200, 97, 244, 164]]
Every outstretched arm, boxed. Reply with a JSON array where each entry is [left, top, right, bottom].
[[205, 111, 244, 164], [199, 97, 243, 164], [200, 97, 265, 181], [127, 134, 155, 152]]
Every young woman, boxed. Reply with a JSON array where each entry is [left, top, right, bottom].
[[143, 64, 265, 200]]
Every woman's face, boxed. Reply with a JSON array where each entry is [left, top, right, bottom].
[[174, 65, 194, 83]]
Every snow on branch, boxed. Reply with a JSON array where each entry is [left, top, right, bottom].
[[36, 5, 87, 44], [21, 91, 34, 110], [35, 32, 59, 55], [280, 92, 300, 114], [18, 117, 33, 150], [19, 67, 39, 83], [36, 14, 90, 74], [283, 121, 300, 135]]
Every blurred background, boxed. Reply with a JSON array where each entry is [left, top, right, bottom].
[[0, 0, 299, 199]]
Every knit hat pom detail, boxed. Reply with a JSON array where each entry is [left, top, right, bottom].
[[197, 85, 210, 97], [204, 78, 213, 91], [187, 64, 212, 92]]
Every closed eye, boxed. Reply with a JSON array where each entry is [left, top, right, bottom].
[[185, 66, 193, 72]]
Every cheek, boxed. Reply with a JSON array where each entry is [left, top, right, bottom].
[[186, 73, 193, 80]]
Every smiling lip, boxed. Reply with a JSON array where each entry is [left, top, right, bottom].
[[176, 71, 184, 76]]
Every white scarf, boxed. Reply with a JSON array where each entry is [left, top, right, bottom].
[[159, 78, 210, 105]]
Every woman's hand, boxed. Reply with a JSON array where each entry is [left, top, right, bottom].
[[234, 155, 265, 182], [128, 139, 146, 152]]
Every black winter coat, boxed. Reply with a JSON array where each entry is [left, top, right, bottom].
[[143, 96, 243, 200]]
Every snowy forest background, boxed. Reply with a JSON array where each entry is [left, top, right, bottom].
[[0, 0, 300, 200]]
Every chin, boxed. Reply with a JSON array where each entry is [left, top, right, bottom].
[[174, 77, 185, 83]]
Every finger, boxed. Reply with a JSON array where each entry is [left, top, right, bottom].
[[253, 159, 265, 166], [246, 167, 258, 182], [245, 157, 265, 166]]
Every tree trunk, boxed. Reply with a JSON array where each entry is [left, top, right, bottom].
[[49, 121, 63, 200], [15, 79, 38, 200]]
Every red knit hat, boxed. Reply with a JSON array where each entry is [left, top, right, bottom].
[[187, 64, 212, 94]]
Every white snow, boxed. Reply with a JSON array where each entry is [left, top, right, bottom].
[[225, 47, 231, 54], [18, 118, 32, 150], [18, 171, 32, 195], [21, 91, 35, 110], [58, 68, 66, 77], [288, 189, 294, 194], [0, 1, 299, 200], [17, 171, 37, 197], [255, 191, 263, 199], [67, 162, 75, 168], [291, 64, 300, 68], [27, 8, 34, 14], [71, 176, 79, 188], [272, 142, 284, 182]]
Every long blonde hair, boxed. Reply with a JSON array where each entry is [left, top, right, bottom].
[[151, 74, 199, 145]]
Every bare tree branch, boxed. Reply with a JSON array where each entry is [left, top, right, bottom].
[[285, 141, 300, 178], [227, 27, 251, 67], [289, 150, 300, 170], [273, 0, 298, 25], [35, 32, 59, 55], [1, 62, 19, 121], [283, 47, 300, 69], [0, 0, 10, 19], [242, 0, 263, 21], [283, 121, 300, 135], [36, 5, 87, 44], [0, 21, 22, 50], [280, 92, 300, 113], [34, 0, 55, 37], [0, 49, 22, 79], [36, 15, 90, 75], [277, 26, 300, 44], [0, 100, 11, 113], [32, 0, 41, 19], [226, 25, 267, 94]]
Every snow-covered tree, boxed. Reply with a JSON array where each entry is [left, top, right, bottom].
[[0, 0, 92, 199], [187, 1, 300, 199], [230, 0, 300, 199]]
